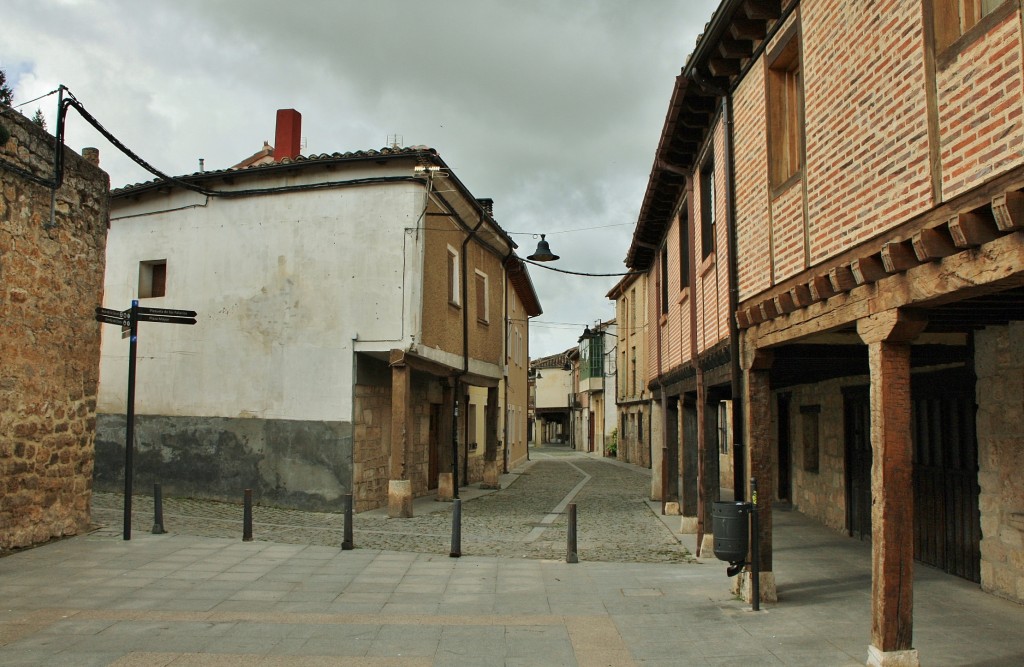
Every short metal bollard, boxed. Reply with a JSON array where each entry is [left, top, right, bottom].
[[243, 489, 253, 542], [566, 503, 579, 563], [151, 483, 166, 534], [449, 499, 462, 558], [342, 493, 354, 550]]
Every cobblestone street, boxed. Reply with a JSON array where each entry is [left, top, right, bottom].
[[91, 447, 694, 565]]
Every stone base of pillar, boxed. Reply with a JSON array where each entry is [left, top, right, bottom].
[[731, 570, 777, 603], [664, 502, 681, 515], [436, 473, 453, 502], [480, 460, 500, 489], [388, 479, 413, 518], [699, 533, 715, 557], [866, 645, 920, 667], [679, 516, 698, 534]]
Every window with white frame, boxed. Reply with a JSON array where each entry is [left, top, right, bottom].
[[475, 270, 489, 323], [447, 246, 460, 307]]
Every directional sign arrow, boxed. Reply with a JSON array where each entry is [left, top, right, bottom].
[[96, 313, 130, 326], [136, 314, 197, 325], [136, 307, 197, 318], [96, 306, 127, 318]]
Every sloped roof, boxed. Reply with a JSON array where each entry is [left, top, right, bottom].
[[111, 145, 438, 197]]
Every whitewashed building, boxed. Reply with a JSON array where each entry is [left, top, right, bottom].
[[96, 110, 541, 514]]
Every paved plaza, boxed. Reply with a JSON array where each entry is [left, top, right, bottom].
[[2, 446, 1023, 665]]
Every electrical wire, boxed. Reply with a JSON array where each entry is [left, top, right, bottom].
[[12, 88, 60, 109], [521, 257, 643, 277]]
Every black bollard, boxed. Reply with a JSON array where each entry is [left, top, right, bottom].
[[151, 483, 166, 534], [342, 493, 354, 550], [243, 489, 253, 542], [449, 499, 462, 558], [751, 477, 760, 612], [566, 503, 579, 563]]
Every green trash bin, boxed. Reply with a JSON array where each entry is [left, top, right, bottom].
[[712, 500, 752, 563]]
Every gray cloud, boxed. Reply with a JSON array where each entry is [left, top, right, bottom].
[[4, 0, 718, 357]]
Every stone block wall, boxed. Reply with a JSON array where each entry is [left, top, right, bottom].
[[353, 383, 390, 512], [976, 321, 1024, 603], [0, 108, 108, 550]]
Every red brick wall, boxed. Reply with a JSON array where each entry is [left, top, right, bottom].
[[802, 0, 933, 264], [733, 57, 772, 301], [939, 9, 1024, 199], [771, 181, 805, 281], [695, 124, 731, 355]]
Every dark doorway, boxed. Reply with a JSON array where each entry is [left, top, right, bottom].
[[777, 393, 792, 502], [912, 368, 981, 582], [681, 396, 698, 515], [666, 397, 680, 502], [428, 403, 441, 489], [844, 386, 872, 540]]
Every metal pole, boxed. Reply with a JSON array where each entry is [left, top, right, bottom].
[[566, 503, 579, 563], [751, 477, 760, 612], [243, 489, 253, 542], [151, 482, 166, 534], [449, 499, 462, 558], [342, 493, 354, 550], [452, 390, 460, 500], [123, 300, 139, 541]]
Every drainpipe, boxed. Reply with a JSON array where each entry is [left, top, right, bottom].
[[452, 214, 486, 499], [723, 95, 745, 501]]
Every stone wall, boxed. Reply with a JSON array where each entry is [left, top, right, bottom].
[[0, 108, 108, 550], [976, 321, 1024, 603]]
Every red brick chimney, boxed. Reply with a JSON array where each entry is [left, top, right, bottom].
[[273, 109, 302, 161]]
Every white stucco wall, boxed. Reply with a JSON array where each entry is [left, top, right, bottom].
[[98, 169, 424, 422]]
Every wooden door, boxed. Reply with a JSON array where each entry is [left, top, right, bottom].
[[912, 369, 980, 582], [844, 387, 872, 540]]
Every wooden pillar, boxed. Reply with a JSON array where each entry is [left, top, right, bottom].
[[482, 385, 500, 489], [680, 393, 699, 531], [740, 344, 775, 602], [388, 350, 413, 518], [858, 310, 925, 666]]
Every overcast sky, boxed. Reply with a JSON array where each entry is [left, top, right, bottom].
[[5, 0, 719, 359]]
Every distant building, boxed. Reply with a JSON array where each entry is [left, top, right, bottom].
[[575, 320, 617, 455], [96, 109, 541, 515], [608, 273, 652, 471]]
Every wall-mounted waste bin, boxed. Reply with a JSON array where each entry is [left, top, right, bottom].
[[712, 500, 752, 563]]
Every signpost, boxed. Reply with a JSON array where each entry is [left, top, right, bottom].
[[95, 300, 197, 540]]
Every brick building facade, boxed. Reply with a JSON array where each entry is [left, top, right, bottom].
[[626, 1, 1024, 664], [0, 107, 109, 550]]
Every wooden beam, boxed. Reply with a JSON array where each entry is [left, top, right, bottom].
[[829, 265, 858, 293], [718, 37, 753, 59], [746, 305, 765, 324], [948, 211, 1000, 248], [912, 226, 959, 262], [851, 255, 888, 284], [736, 309, 752, 329], [992, 191, 1024, 231], [808, 275, 836, 302], [790, 283, 813, 308], [730, 17, 768, 41], [742, 0, 782, 20], [759, 299, 780, 320], [774, 291, 796, 314], [708, 57, 741, 78], [881, 240, 921, 273]]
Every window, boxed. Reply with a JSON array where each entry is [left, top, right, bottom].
[[678, 210, 690, 287], [475, 270, 489, 323], [447, 246, 460, 307], [659, 246, 669, 314], [700, 156, 716, 258], [766, 27, 803, 190], [934, 0, 1007, 52], [139, 260, 166, 298], [801, 404, 821, 473], [630, 346, 637, 396]]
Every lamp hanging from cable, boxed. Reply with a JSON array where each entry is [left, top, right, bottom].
[[527, 234, 559, 262]]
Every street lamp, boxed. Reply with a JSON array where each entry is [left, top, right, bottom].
[[527, 234, 559, 262]]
